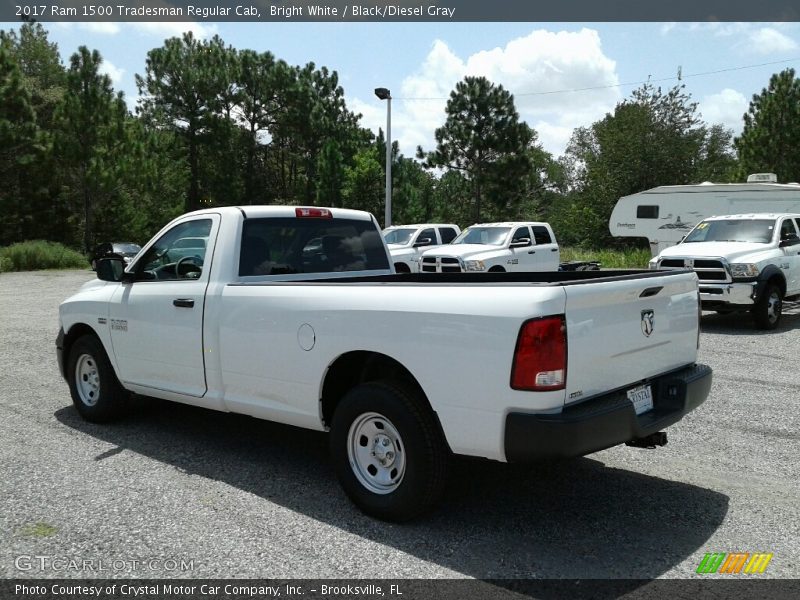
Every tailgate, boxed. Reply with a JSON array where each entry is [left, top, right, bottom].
[[563, 272, 699, 405]]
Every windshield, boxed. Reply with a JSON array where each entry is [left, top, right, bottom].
[[452, 227, 511, 246], [683, 219, 776, 244], [383, 228, 416, 245], [112, 243, 141, 254]]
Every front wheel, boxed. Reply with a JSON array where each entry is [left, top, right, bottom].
[[330, 381, 448, 521], [753, 284, 783, 330], [67, 335, 128, 422], [488, 266, 506, 273]]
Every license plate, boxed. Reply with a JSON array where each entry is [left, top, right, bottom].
[[627, 384, 653, 415]]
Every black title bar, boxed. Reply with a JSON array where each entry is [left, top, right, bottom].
[[5, 0, 800, 23]]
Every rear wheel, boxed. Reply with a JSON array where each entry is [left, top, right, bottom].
[[330, 381, 448, 521], [753, 283, 783, 330], [67, 335, 128, 422]]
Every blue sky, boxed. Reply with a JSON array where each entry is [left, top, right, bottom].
[[5, 21, 800, 163]]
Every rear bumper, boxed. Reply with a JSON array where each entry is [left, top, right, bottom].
[[504, 364, 712, 462]]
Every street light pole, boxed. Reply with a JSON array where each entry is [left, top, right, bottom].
[[374, 87, 392, 227]]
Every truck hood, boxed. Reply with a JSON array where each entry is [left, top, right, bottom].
[[661, 241, 773, 263], [422, 244, 502, 259], [386, 243, 411, 250]]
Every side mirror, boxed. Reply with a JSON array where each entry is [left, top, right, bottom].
[[414, 237, 433, 247], [510, 237, 532, 248], [96, 257, 128, 282], [779, 233, 799, 247]]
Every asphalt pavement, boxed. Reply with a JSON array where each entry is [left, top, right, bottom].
[[0, 270, 798, 584]]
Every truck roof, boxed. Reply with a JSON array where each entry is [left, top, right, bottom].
[[383, 223, 459, 229], [469, 222, 550, 227], [181, 205, 375, 221]]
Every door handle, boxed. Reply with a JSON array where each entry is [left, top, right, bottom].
[[528, 250, 536, 254], [551, 248, 558, 252], [173, 298, 195, 308]]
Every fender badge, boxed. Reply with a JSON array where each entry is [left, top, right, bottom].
[[641, 310, 655, 337]]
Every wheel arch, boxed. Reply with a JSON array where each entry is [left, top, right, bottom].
[[61, 323, 119, 380], [320, 351, 450, 450], [757, 266, 786, 299]]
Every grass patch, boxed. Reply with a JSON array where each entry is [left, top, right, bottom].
[[0, 240, 88, 272], [561, 247, 652, 269], [19, 522, 59, 538]]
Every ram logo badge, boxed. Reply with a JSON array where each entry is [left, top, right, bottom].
[[641, 310, 655, 337]]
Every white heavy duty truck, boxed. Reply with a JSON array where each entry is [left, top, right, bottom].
[[57, 206, 711, 521], [650, 213, 800, 330]]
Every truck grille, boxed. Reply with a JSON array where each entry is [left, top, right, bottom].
[[421, 256, 462, 273], [658, 257, 730, 283]]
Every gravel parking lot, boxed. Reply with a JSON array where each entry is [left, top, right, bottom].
[[0, 269, 798, 584]]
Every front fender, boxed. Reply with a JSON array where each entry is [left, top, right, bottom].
[[755, 264, 787, 300]]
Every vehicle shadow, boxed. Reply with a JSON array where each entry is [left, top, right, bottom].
[[55, 400, 728, 594], [701, 303, 800, 335]]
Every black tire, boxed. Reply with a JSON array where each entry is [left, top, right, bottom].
[[394, 262, 411, 273], [330, 381, 448, 522], [752, 283, 783, 330], [488, 266, 505, 273], [66, 334, 128, 422]]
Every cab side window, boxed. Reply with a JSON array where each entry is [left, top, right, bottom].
[[531, 226, 553, 245], [416, 228, 436, 247], [438, 227, 458, 244], [134, 219, 212, 281], [780, 218, 798, 240], [511, 227, 532, 245]]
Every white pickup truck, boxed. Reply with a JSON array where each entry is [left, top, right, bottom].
[[383, 223, 461, 273], [57, 206, 711, 521], [650, 213, 800, 329], [419, 221, 560, 273]]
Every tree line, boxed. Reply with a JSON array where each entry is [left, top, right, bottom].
[[1, 23, 799, 253]]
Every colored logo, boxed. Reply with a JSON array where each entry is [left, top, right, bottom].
[[696, 552, 773, 574]]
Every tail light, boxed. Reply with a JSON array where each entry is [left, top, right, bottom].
[[510, 316, 567, 391], [296, 207, 332, 219]]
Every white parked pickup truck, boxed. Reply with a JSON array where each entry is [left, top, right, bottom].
[[650, 213, 800, 329], [383, 223, 461, 273], [420, 222, 560, 273], [57, 206, 711, 521]]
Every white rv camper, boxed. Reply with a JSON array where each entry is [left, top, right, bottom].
[[609, 174, 800, 255]]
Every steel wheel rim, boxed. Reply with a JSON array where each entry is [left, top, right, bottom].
[[767, 291, 782, 324], [347, 412, 406, 495], [75, 353, 100, 406]]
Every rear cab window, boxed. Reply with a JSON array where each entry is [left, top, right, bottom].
[[239, 217, 390, 277]]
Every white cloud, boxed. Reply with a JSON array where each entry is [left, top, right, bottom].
[[128, 22, 217, 40], [99, 58, 125, 86], [745, 28, 798, 55], [700, 88, 748, 133], [352, 28, 621, 159], [54, 21, 216, 40], [79, 22, 122, 35], [663, 23, 798, 55]]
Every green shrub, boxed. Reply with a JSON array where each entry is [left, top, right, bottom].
[[0, 240, 88, 272], [561, 246, 653, 269]]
